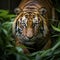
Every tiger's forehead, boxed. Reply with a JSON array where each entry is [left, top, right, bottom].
[[22, 12, 39, 16]]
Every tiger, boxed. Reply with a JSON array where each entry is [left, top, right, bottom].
[[12, 0, 56, 53]]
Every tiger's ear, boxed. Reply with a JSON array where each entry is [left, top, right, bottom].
[[39, 7, 47, 16], [14, 8, 22, 15]]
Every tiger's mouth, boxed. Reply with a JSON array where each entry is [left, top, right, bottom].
[[16, 30, 43, 45]]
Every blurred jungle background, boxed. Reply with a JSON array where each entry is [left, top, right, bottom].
[[0, 0, 60, 60]]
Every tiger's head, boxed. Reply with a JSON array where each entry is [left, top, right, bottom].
[[13, 7, 49, 45]]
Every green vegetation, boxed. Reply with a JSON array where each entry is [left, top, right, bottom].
[[0, 0, 60, 59]]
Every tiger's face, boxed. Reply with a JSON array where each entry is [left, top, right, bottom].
[[19, 12, 39, 37], [15, 12, 41, 44], [13, 7, 48, 45]]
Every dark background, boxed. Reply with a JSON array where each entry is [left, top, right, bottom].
[[0, 0, 21, 13], [0, 0, 60, 14]]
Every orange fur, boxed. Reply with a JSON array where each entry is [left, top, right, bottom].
[[13, 0, 56, 53]]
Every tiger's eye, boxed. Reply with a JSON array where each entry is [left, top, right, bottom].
[[25, 15, 28, 18], [33, 15, 35, 18]]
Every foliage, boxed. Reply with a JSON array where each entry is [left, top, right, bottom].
[[0, 8, 60, 60], [54, 0, 60, 13]]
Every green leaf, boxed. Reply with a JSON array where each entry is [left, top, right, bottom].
[[31, 50, 44, 56], [0, 10, 9, 16], [40, 49, 52, 57], [58, 22, 60, 29], [2, 28, 8, 36], [6, 44, 14, 48], [52, 41, 60, 51], [16, 54, 30, 60], [0, 10, 15, 22], [4, 15, 16, 19], [54, 50, 60, 55], [56, 8, 60, 13], [16, 46, 23, 53], [35, 54, 41, 60], [51, 25, 60, 32], [2, 22, 13, 31], [2, 22, 13, 26]]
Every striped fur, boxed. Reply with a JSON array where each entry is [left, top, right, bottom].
[[12, 0, 55, 53]]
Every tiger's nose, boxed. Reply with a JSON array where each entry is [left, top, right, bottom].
[[27, 28, 33, 38], [27, 36, 33, 39]]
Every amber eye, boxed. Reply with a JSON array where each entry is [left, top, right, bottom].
[[19, 16, 28, 27], [25, 15, 28, 18], [33, 15, 35, 18], [33, 16, 39, 24]]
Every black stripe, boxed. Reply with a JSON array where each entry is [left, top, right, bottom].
[[23, 0, 39, 9]]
